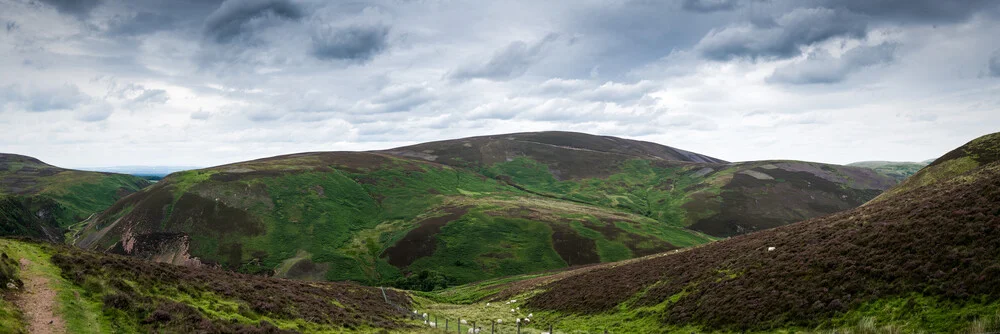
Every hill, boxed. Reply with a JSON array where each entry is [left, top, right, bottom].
[[386, 132, 896, 237], [847, 160, 928, 181], [873, 132, 1000, 201], [0, 238, 414, 333], [416, 131, 1000, 333], [0, 154, 151, 241], [72, 151, 715, 289], [72, 132, 894, 290]]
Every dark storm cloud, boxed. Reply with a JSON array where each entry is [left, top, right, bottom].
[[449, 34, 560, 81], [310, 24, 390, 62], [990, 50, 1000, 77], [202, 0, 304, 44], [106, 11, 176, 37], [38, 0, 102, 18], [682, 0, 738, 13], [767, 42, 897, 84], [697, 7, 867, 60], [816, 0, 998, 23]]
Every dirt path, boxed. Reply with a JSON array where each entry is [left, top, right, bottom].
[[15, 258, 66, 334]]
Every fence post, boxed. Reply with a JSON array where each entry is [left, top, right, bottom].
[[458, 320, 461, 334], [491, 320, 495, 334], [517, 321, 521, 334], [473, 321, 476, 334], [549, 324, 553, 334], [446, 319, 448, 330]]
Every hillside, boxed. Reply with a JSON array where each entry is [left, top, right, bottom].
[[847, 160, 928, 181], [72, 132, 894, 290], [417, 131, 1000, 333], [873, 132, 1000, 201], [0, 238, 414, 333], [386, 132, 896, 237], [72, 151, 714, 289], [0, 154, 151, 241]]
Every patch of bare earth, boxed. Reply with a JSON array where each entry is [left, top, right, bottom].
[[15, 258, 65, 334]]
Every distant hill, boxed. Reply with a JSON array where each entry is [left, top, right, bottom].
[[385, 132, 896, 237], [73, 132, 894, 289], [847, 160, 928, 181], [449, 131, 1000, 333], [78, 165, 201, 178], [0, 154, 150, 241]]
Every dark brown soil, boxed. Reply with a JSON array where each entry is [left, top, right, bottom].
[[525, 162, 1000, 331], [383, 206, 471, 268]]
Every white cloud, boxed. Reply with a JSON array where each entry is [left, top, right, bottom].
[[0, 0, 998, 168]]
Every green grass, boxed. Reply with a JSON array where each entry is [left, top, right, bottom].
[[0, 239, 106, 333]]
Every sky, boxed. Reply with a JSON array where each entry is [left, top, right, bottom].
[[1, 0, 999, 168]]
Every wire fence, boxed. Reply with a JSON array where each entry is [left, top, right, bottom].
[[414, 312, 562, 334]]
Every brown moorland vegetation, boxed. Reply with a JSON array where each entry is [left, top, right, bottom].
[[523, 147, 1000, 330]]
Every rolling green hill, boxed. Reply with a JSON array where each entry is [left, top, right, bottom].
[[73, 151, 714, 289], [416, 131, 1000, 333], [847, 160, 928, 181], [385, 132, 897, 237], [73, 132, 895, 290], [0, 154, 151, 241]]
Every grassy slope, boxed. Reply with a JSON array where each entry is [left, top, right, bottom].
[[873, 132, 1000, 201], [847, 161, 928, 181], [0, 154, 150, 240], [76, 152, 714, 289], [410, 132, 1000, 333], [0, 238, 417, 333]]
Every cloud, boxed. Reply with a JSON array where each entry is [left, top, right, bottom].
[[449, 33, 560, 81], [38, 0, 102, 19], [106, 11, 176, 37], [696, 7, 867, 60], [990, 49, 1000, 77], [310, 24, 390, 62], [5, 21, 17, 33], [75, 101, 113, 122], [124, 89, 170, 109], [818, 0, 998, 24], [767, 42, 898, 84], [191, 109, 212, 120], [202, 0, 304, 44], [0, 84, 90, 112], [682, 0, 738, 13]]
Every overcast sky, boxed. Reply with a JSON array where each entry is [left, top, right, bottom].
[[1, 0, 999, 168]]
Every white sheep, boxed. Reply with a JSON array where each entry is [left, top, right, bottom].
[[460, 319, 467, 325], [767, 246, 776, 252], [516, 318, 521, 323], [422, 313, 428, 318], [528, 313, 533, 318], [496, 319, 503, 324], [429, 322, 436, 328], [510, 308, 516, 313], [467, 328, 483, 334], [512, 299, 517, 303], [486, 302, 491, 306], [516, 307, 520, 310]]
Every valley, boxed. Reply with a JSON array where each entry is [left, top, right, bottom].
[[0, 131, 996, 333]]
